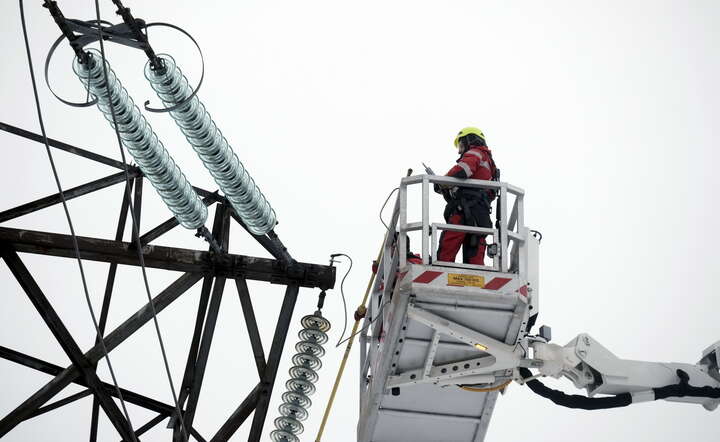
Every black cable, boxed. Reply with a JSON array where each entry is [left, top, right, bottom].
[[330, 253, 352, 346], [18, 1, 137, 439], [91, 1, 188, 440], [379, 187, 399, 231], [518, 367, 632, 410], [335, 299, 389, 348], [518, 367, 720, 410], [652, 369, 720, 400]]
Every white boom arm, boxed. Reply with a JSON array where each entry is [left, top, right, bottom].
[[529, 334, 720, 411]]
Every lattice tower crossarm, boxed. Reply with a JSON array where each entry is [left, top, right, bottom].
[[73, 49, 208, 230]]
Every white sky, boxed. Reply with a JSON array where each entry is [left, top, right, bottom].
[[1, 1, 719, 441]]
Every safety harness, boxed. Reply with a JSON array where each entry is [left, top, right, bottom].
[[447, 146, 499, 247]]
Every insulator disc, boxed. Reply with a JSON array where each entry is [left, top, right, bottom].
[[274, 416, 304, 434], [298, 328, 329, 345], [289, 365, 319, 383], [281, 391, 312, 409], [301, 314, 331, 332], [278, 401, 309, 421], [292, 352, 322, 370], [269, 429, 300, 442], [295, 340, 326, 358], [287, 377, 317, 396]]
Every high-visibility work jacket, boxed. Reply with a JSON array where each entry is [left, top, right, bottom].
[[445, 145, 496, 181]]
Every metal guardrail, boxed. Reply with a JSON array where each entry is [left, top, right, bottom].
[[397, 174, 525, 273], [358, 175, 528, 413]]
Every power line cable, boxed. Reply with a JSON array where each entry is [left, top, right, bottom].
[[335, 299, 388, 348], [330, 253, 353, 346], [91, 1, 189, 440], [379, 187, 399, 231], [17, 1, 137, 440]]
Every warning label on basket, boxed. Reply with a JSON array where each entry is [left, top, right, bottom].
[[447, 273, 485, 287]]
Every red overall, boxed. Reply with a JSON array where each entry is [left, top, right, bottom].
[[437, 145, 496, 265]]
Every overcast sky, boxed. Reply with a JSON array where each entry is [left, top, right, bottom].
[[1, 1, 719, 441]]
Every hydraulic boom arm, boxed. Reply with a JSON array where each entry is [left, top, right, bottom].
[[526, 334, 720, 411]]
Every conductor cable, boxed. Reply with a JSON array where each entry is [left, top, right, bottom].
[[18, 1, 136, 439], [91, 0, 189, 439], [329, 253, 352, 347]]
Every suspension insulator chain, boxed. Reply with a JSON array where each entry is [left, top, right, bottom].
[[73, 49, 208, 230], [270, 312, 331, 442], [144, 54, 277, 235]]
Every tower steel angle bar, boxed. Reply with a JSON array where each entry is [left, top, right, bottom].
[[173, 205, 230, 441], [1, 107, 335, 441], [130, 176, 143, 245], [29, 389, 93, 419], [0, 227, 335, 288], [0, 248, 136, 441], [210, 382, 262, 442], [236, 278, 267, 377], [90, 179, 134, 442], [0, 121, 131, 170], [0, 169, 141, 223], [0, 271, 203, 436], [248, 284, 300, 442], [139, 192, 221, 246], [0, 346, 199, 429]]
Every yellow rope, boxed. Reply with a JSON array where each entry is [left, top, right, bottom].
[[459, 379, 512, 393], [315, 235, 386, 442]]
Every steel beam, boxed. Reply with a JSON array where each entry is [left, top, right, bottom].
[[182, 276, 225, 432], [0, 249, 136, 441], [0, 227, 335, 289], [139, 192, 220, 246], [0, 170, 140, 223], [0, 346, 212, 441], [235, 279, 267, 376], [130, 176, 143, 244], [0, 272, 202, 435], [0, 121, 132, 170], [91, 181, 134, 442], [173, 205, 230, 441], [209, 383, 261, 442], [28, 389, 93, 419], [228, 211, 293, 263], [248, 284, 300, 442], [0, 346, 177, 415], [175, 277, 213, 413], [124, 413, 168, 441]]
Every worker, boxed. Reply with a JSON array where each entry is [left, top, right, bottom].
[[435, 127, 498, 265]]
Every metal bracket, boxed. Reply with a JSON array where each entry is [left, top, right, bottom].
[[388, 354, 497, 388], [64, 18, 151, 51], [407, 304, 522, 370]]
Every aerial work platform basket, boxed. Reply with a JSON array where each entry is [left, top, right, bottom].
[[357, 175, 539, 442]]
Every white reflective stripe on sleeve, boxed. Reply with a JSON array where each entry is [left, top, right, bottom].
[[457, 161, 472, 177], [465, 151, 491, 171], [465, 150, 485, 160], [631, 391, 655, 403]]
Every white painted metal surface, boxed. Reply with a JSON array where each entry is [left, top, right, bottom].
[[356, 174, 719, 442], [357, 175, 536, 442]]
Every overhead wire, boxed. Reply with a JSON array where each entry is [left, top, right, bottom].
[[334, 298, 388, 348], [91, 0, 189, 440], [379, 187, 398, 231], [17, 1, 137, 440], [330, 253, 352, 347]]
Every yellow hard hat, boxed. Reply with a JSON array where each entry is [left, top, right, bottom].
[[454, 127, 485, 147]]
